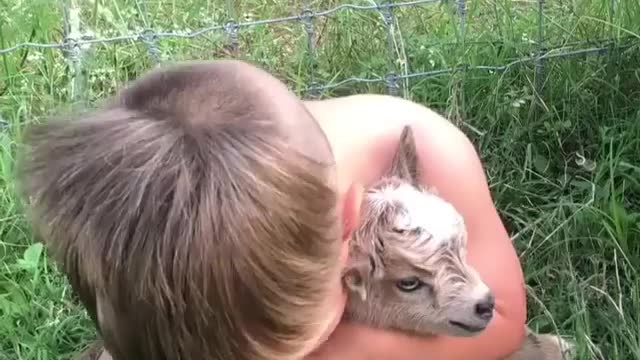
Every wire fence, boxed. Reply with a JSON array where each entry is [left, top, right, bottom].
[[0, 0, 635, 106]]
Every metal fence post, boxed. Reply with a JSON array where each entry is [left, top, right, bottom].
[[300, 6, 320, 98], [224, 0, 239, 55], [534, 0, 546, 98], [379, 1, 400, 97], [138, 0, 162, 64], [61, 0, 88, 105]]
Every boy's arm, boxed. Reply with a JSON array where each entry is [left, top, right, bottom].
[[406, 113, 528, 359], [309, 101, 527, 360]]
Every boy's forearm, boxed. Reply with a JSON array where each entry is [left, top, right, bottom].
[[356, 312, 525, 360]]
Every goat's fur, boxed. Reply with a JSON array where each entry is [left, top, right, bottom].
[[342, 125, 575, 360]]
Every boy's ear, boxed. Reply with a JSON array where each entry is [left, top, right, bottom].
[[387, 125, 420, 184], [341, 183, 364, 242]]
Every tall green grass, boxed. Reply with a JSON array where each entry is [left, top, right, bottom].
[[1, 0, 639, 359]]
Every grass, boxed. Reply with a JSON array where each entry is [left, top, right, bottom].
[[1, 0, 639, 359]]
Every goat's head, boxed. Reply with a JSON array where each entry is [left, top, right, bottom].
[[343, 125, 495, 337]]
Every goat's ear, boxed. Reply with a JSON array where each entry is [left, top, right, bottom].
[[387, 125, 419, 184], [342, 249, 384, 302], [342, 251, 375, 302], [343, 267, 368, 301], [341, 183, 364, 242]]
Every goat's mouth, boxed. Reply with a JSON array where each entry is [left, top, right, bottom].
[[448, 320, 486, 333]]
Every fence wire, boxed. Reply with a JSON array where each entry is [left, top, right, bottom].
[[0, 0, 635, 101]]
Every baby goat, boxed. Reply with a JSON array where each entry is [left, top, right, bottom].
[[342, 125, 574, 360]]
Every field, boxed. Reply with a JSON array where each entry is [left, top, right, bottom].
[[1, 0, 639, 359]]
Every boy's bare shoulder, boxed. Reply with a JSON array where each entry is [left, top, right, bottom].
[[304, 94, 444, 124], [304, 94, 476, 187], [304, 94, 466, 144]]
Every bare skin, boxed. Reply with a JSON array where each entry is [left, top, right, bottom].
[[303, 94, 528, 360]]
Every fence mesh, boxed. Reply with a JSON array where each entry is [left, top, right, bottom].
[[0, 0, 636, 104]]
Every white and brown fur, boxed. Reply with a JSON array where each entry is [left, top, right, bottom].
[[342, 125, 574, 360]]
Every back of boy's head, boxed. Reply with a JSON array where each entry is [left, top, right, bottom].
[[17, 60, 342, 360]]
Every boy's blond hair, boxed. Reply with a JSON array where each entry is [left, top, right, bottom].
[[17, 60, 342, 360]]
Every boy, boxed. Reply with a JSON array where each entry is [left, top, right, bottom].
[[17, 60, 526, 360]]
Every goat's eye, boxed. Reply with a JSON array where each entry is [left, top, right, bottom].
[[392, 227, 407, 234], [396, 277, 423, 292]]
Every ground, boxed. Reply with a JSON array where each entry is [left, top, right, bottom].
[[0, 0, 639, 359]]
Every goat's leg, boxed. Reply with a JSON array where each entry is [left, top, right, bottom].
[[503, 327, 575, 360]]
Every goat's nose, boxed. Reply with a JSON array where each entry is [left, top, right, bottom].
[[474, 293, 495, 320]]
